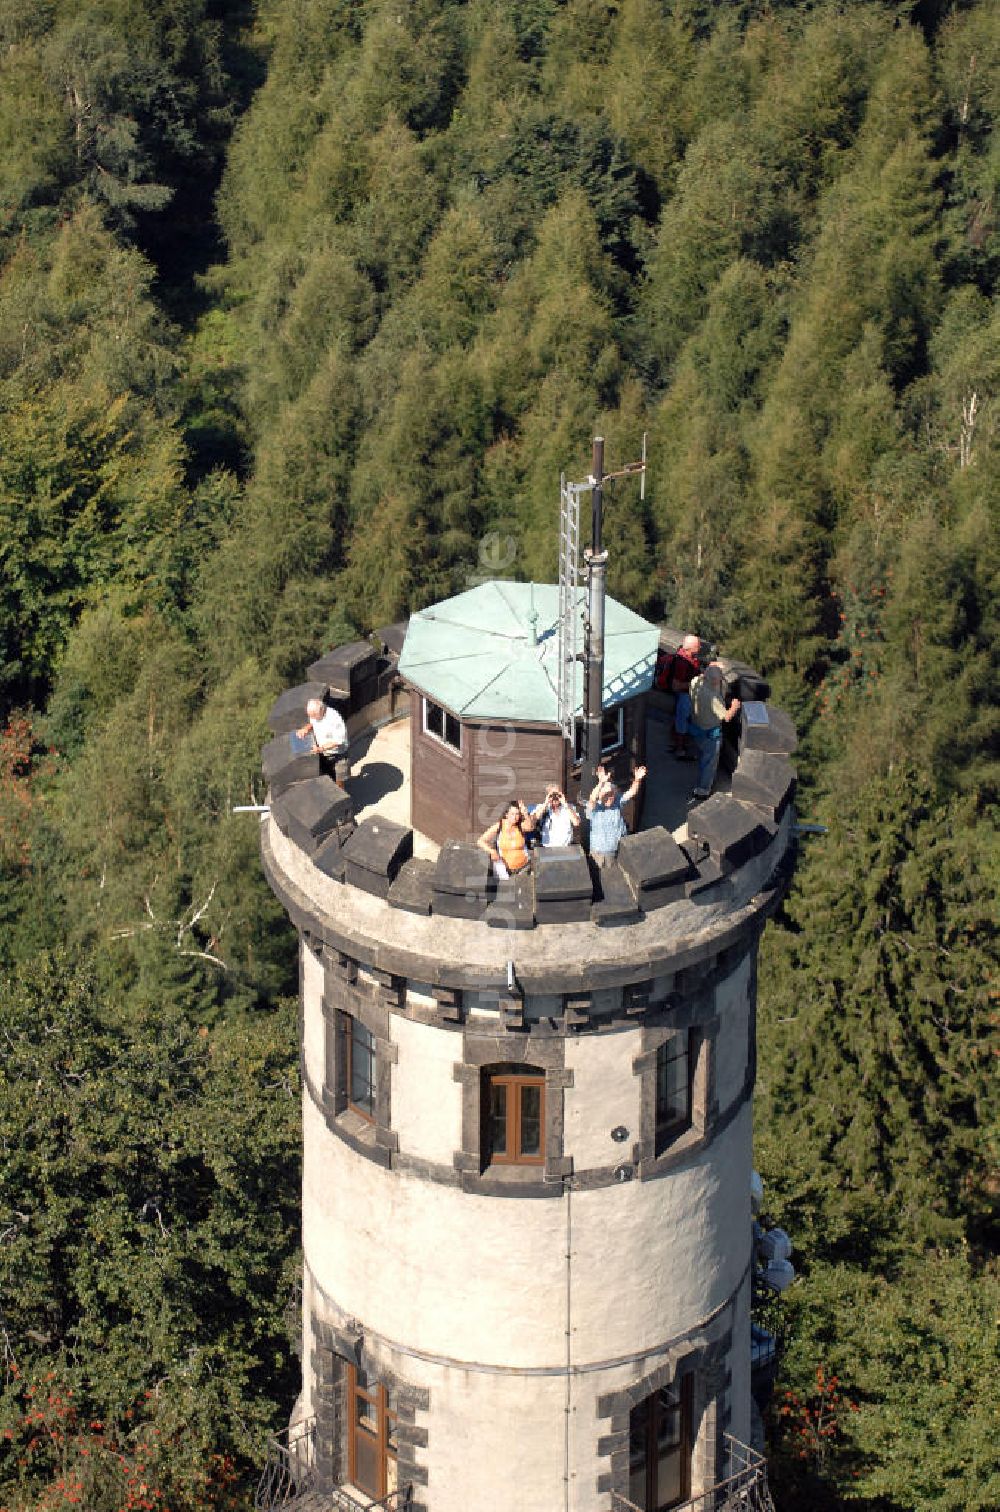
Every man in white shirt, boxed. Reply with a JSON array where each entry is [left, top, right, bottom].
[[531, 786, 581, 848], [297, 697, 348, 754]]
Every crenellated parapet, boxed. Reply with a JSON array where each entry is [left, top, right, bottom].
[[260, 622, 797, 940]]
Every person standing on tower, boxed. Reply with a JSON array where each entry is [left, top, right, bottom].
[[297, 697, 348, 755], [667, 634, 702, 758], [586, 764, 646, 867], [689, 664, 741, 799], [531, 786, 581, 847], [479, 800, 536, 878]]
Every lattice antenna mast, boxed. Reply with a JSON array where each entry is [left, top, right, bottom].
[[556, 435, 647, 791], [556, 473, 585, 743]]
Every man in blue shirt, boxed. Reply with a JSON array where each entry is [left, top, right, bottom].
[[585, 763, 647, 867]]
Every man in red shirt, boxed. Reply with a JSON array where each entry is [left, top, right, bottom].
[[667, 634, 701, 758]]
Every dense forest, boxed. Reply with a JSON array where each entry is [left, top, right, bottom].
[[0, 0, 995, 1508]]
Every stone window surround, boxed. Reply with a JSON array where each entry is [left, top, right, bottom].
[[453, 1031, 572, 1197], [321, 950, 399, 1169], [633, 1000, 719, 1179], [311, 1314, 430, 1511], [595, 1330, 733, 1501]]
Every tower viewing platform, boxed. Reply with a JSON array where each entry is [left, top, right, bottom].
[[259, 580, 794, 1512]]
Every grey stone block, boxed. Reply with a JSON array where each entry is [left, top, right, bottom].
[[313, 831, 348, 882], [267, 682, 329, 735], [352, 671, 379, 709], [736, 672, 770, 702], [636, 877, 691, 911], [686, 855, 725, 898], [687, 795, 775, 871], [432, 890, 491, 921], [307, 641, 378, 699], [433, 841, 493, 898], [715, 657, 770, 703], [376, 659, 398, 699], [730, 749, 796, 821], [486, 873, 535, 930], [271, 777, 353, 853], [533, 845, 593, 903], [740, 701, 797, 756], [374, 621, 408, 658], [387, 857, 436, 915], [261, 733, 322, 798], [618, 828, 693, 890], [343, 816, 413, 899], [535, 893, 594, 925]]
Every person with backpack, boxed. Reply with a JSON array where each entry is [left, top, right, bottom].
[[658, 634, 701, 758]]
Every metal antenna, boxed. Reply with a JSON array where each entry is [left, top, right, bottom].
[[556, 472, 583, 742], [555, 437, 648, 784]]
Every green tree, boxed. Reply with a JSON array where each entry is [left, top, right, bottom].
[[0, 952, 301, 1510]]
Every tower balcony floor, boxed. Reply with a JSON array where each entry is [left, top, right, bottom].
[[345, 705, 730, 857]]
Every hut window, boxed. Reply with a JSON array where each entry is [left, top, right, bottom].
[[423, 697, 462, 751]]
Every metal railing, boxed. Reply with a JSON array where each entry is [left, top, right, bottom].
[[611, 1435, 774, 1512], [255, 1415, 317, 1510], [331, 1487, 413, 1511]]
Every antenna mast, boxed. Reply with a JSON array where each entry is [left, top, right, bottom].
[[555, 434, 647, 794], [556, 473, 584, 744]]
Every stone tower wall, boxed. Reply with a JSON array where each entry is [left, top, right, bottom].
[[261, 631, 796, 1512]]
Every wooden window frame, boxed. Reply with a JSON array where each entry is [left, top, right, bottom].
[[338, 1011, 376, 1123], [422, 696, 462, 753], [628, 1375, 693, 1512], [654, 1031, 694, 1153], [346, 1363, 397, 1500], [482, 1067, 546, 1167]]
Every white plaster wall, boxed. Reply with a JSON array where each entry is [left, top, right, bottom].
[[302, 1096, 751, 1370], [301, 942, 326, 1094], [390, 1016, 463, 1166], [306, 1295, 739, 1512], [421, 1364, 567, 1512], [564, 1027, 642, 1170], [567, 1109, 751, 1364], [714, 957, 752, 1110], [303, 1093, 566, 1365]]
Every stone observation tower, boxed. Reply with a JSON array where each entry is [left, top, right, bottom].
[[258, 574, 797, 1512]]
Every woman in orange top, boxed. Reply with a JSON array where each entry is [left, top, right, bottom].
[[478, 799, 536, 879]]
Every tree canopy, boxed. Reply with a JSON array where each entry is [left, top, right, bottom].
[[0, 1, 996, 1507]]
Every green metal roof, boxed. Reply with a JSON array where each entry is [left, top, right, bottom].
[[398, 580, 658, 724]]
